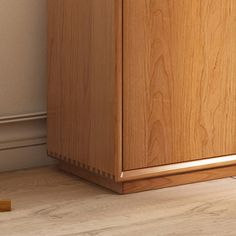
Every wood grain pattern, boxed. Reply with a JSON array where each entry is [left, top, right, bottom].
[[48, 0, 122, 177], [1, 167, 236, 235], [114, 0, 123, 181], [123, 165, 236, 193], [123, 0, 236, 170], [59, 161, 123, 194], [121, 155, 236, 182], [0, 200, 11, 212], [59, 159, 236, 194], [48, 0, 236, 193]]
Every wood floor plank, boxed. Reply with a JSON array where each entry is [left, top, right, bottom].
[[0, 167, 236, 235]]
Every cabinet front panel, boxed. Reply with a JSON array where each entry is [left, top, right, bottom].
[[123, 0, 236, 170]]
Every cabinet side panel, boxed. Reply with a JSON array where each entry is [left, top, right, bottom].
[[48, 0, 119, 177], [123, 0, 236, 170]]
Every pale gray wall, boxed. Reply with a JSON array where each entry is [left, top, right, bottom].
[[0, 0, 47, 116], [0, 0, 55, 172]]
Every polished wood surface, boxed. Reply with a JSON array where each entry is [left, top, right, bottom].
[[59, 161, 123, 194], [48, 0, 121, 177], [123, 0, 236, 170], [1, 167, 236, 235], [48, 0, 236, 193], [0, 200, 11, 212], [121, 155, 236, 182], [114, 0, 123, 180], [123, 165, 236, 193], [59, 160, 236, 194]]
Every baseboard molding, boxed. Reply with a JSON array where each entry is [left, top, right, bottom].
[[0, 144, 56, 172], [0, 112, 47, 124], [0, 112, 47, 151], [0, 112, 56, 172]]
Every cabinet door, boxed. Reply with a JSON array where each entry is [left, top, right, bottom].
[[123, 0, 236, 170]]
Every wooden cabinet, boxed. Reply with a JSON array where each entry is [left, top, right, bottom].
[[48, 0, 236, 193]]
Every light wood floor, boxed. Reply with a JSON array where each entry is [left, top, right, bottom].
[[1, 166, 236, 236]]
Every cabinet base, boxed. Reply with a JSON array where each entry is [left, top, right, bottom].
[[58, 161, 123, 194], [59, 161, 236, 194]]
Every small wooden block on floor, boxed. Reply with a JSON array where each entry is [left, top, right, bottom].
[[0, 200, 11, 212]]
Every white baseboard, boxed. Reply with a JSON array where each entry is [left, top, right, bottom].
[[0, 112, 57, 172]]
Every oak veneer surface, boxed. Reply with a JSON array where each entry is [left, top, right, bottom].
[[60, 160, 236, 194], [48, 0, 236, 192], [48, 0, 120, 176], [1, 167, 236, 236], [123, 0, 236, 170]]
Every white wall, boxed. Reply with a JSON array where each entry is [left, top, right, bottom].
[[0, 0, 55, 172]]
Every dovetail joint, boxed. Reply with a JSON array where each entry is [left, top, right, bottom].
[[47, 150, 115, 180]]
